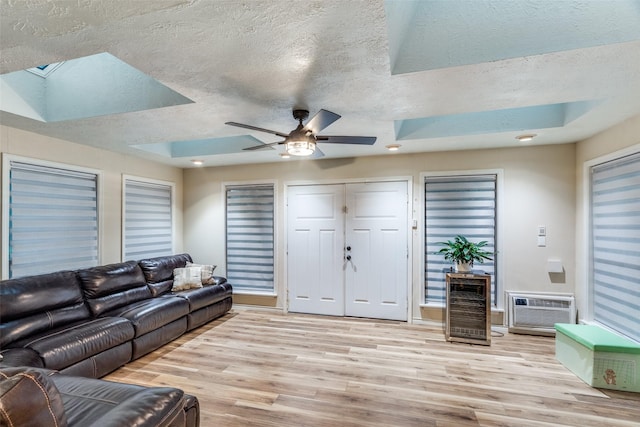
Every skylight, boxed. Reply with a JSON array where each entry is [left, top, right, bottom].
[[26, 62, 64, 78], [0, 53, 193, 122]]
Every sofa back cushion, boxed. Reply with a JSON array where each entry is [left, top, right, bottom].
[[138, 254, 193, 296], [77, 261, 152, 317], [0, 271, 90, 347], [0, 367, 68, 427]]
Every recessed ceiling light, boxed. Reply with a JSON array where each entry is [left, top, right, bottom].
[[280, 153, 291, 159], [191, 159, 203, 166], [386, 144, 401, 151], [515, 134, 537, 142]]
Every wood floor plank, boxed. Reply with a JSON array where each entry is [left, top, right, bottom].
[[104, 308, 640, 426]]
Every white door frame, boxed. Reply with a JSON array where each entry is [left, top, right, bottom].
[[284, 176, 414, 322]]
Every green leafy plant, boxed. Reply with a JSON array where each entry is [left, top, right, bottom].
[[435, 235, 493, 267]]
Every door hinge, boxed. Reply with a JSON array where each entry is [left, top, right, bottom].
[[343, 205, 348, 214]]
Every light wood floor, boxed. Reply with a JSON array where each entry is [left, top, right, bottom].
[[105, 308, 640, 426]]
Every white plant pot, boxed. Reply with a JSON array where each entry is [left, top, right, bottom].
[[455, 261, 472, 272]]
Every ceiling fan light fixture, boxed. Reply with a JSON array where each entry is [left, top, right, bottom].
[[286, 139, 316, 156]]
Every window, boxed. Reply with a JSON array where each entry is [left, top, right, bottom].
[[424, 174, 497, 305], [590, 152, 640, 342], [3, 158, 98, 279], [123, 177, 174, 261], [225, 184, 275, 293], [26, 62, 64, 78]]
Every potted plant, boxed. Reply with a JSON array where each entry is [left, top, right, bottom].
[[435, 235, 493, 272]]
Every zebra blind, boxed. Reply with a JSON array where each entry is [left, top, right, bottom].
[[591, 152, 640, 342], [123, 179, 173, 261], [7, 161, 98, 278], [226, 185, 275, 292], [425, 174, 497, 304]]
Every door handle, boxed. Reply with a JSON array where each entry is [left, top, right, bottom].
[[346, 246, 351, 251], [346, 255, 351, 261]]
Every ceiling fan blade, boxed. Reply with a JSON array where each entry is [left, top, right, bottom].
[[242, 141, 282, 151], [225, 122, 289, 138], [304, 109, 341, 134], [316, 135, 376, 145], [309, 147, 325, 159]]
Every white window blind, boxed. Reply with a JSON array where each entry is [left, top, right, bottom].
[[424, 175, 497, 304], [123, 179, 173, 261], [226, 185, 274, 293], [591, 152, 640, 342], [7, 161, 98, 278]]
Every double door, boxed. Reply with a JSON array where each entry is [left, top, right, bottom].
[[287, 181, 408, 321]]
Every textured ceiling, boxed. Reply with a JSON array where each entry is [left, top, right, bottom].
[[1, 0, 639, 168]]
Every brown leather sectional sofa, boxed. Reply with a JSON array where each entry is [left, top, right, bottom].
[[0, 366, 200, 427], [0, 253, 232, 427]]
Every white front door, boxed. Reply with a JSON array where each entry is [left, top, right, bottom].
[[287, 181, 409, 321], [344, 182, 408, 321], [287, 184, 345, 316]]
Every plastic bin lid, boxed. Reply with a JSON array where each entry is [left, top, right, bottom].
[[555, 323, 640, 354]]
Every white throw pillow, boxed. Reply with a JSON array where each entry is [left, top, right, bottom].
[[172, 267, 203, 291], [186, 262, 216, 285]]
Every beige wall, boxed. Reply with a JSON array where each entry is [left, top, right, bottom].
[[574, 113, 640, 322], [0, 125, 184, 277], [184, 143, 577, 321], [3, 121, 601, 324], [4, 112, 638, 323]]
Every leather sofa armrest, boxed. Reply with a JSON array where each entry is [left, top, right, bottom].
[[81, 387, 186, 427], [183, 394, 200, 427], [51, 371, 190, 426], [210, 276, 227, 286]]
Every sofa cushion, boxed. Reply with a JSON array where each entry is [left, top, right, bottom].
[[78, 261, 152, 317], [60, 342, 132, 379], [0, 348, 44, 368], [52, 374, 186, 427], [0, 367, 68, 427], [102, 297, 189, 337], [138, 253, 193, 296], [1, 302, 91, 349], [10, 317, 135, 371], [185, 262, 216, 285], [174, 282, 233, 312], [187, 297, 232, 331], [131, 317, 188, 360], [0, 271, 90, 347], [172, 267, 203, 291]]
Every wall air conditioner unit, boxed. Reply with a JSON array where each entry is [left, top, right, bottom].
[[506, 291, 576, 336]]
